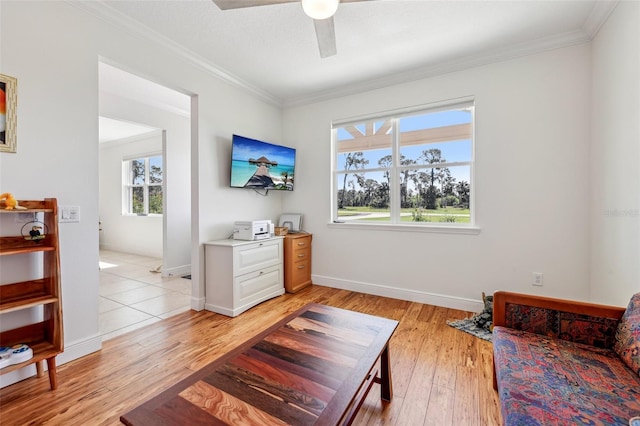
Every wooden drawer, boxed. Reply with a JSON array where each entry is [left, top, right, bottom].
[[289, 259, 310, 285], [290, 237, 310, 251], [291, 247, 310, 263]]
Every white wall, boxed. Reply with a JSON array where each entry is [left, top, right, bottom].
[[0, 1, 283, 387], [283, 45, 592, 310], [99, 131, 163, 259], [589, 1, 640, 306], [1, 2, 103, 387]]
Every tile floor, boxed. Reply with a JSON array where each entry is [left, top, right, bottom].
[[99, 249, 192, 341]]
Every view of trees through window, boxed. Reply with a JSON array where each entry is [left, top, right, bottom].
[[125, 155, 163, 215], [333, 102, 473, 224]]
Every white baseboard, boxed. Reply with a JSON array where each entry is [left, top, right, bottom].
[[0, 364, 38, 388], [57, 333, 103, 365], [0, 333, 102, 389], [312, 274, 484, 313], [99, 243, 161, 259], [203, 289, 285, 317], [191, 296, 205, 311], [163, 264, 191, 278]]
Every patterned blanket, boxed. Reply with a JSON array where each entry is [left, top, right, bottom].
[[494, 326, 640, 425]]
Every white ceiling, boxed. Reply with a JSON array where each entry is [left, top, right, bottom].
[[98, 116, 158, 143], [83, 0, 615, 108]]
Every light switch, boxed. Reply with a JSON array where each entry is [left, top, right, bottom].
[[59, 205, 80, 223]]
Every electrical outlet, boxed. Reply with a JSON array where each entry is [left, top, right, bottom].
[[532, 272, 543, 286]]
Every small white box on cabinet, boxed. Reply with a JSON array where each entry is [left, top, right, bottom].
[[204, 237, 284, 317]]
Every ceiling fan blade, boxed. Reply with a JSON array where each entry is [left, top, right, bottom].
[[314, 17, 337, 58], [212, 0, 297, 10]]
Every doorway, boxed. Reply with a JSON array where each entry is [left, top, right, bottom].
[[98, 61, 192, 339]]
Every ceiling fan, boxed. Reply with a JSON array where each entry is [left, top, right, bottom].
[[212, 0, 368, 58]]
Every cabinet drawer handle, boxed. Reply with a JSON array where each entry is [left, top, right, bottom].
[[297, 254, 305, 258], [297, 242, 305, 246], [297, 265, 305, 270]]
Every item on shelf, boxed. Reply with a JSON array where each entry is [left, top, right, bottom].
[[0, 347, 12, 369], [0, 192, 27, 210], [0, 344, 34, 369], [279, 213, 303, 233], [21, 219, 48, 243], [9, 343, 33, 364], [233, 220, 272, 241], [274, 226, 288, 236]]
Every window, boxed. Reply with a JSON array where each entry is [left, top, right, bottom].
[[123, 155, 163, 215], [332, 100, 474, 227]]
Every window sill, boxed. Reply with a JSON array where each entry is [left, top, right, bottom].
[[327, 221, 481, 235]]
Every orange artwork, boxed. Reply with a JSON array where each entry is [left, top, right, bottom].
[[0, 74, 17, 152], [0, 83, 6, 142]]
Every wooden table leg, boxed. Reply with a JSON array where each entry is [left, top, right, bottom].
[[380, 343, 392, 402], [46, 357, 58, 390]]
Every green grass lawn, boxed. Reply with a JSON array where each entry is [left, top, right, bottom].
[[337, 206, 471, 223]]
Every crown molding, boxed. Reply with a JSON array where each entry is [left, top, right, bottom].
[[282, 28, 592, 107], [68, 1, 282, 107], [69, 0, 617, 110], [284, 1, 618, 107], [583, 0, 618, 38]]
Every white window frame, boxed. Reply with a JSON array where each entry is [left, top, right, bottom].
[[330, 97, 479, 234], [122, 153, 163, 216]]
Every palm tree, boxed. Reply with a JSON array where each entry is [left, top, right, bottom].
[[400, 157, 416, 207], [361, 179, 379, 206], [419, 149, 446, 209], [339, 152, 368, 209], [455, 180, 470, 208]]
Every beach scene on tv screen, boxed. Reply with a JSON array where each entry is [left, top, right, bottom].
[[231, 136, 295, 190]]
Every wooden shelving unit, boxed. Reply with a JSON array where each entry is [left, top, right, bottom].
[[0, 198, 63, 390]]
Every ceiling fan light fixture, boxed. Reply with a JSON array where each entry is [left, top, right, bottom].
[[301, 0, 339, 20]]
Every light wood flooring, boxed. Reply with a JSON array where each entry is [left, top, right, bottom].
[[0, 285, 502, 426]]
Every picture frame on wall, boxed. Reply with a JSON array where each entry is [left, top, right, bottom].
[[0, 73, 18, 153]]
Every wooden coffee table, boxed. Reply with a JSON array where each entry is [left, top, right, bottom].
[[121, 303, 399, 426]]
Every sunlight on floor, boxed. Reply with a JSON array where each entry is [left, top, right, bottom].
[[99, 261, 118, 269], [99, 250, 191, 341]]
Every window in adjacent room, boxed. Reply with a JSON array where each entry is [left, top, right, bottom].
[[332, 99, 474, 227], [123, 154, 163, 215]]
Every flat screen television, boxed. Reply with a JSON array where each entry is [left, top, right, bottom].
[[230, 134, 296, 191]]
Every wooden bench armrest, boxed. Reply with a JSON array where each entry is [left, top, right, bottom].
[[493, 291, 625, 328]]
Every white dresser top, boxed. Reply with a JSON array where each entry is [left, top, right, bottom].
[[204, 236, 284, 247]]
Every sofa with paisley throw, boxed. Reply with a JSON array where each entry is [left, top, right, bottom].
[[492, 291, 640, 425]]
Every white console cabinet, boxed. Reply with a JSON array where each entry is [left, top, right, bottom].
[[204, 237, 284, 317]]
